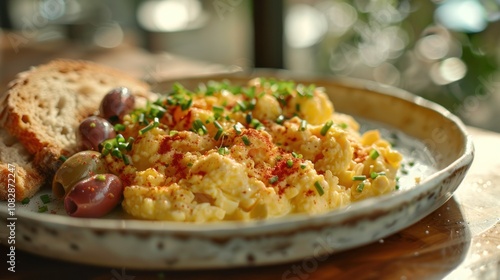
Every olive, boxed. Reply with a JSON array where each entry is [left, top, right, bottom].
[[77, 116, 116, 151], [64, 174, 123, 218], [99, 87, 135, 123], [52, 151, 109, 199]]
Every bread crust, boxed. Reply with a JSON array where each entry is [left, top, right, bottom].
[[0, 128, 46, 201], [0, 59, 151, 201]]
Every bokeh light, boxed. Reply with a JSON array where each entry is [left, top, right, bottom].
[[285, 4, 327, 48]]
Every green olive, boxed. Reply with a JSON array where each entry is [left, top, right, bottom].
[[52, 151, 109, 199]]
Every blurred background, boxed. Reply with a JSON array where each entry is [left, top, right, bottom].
[[0, 0, 499, 132]]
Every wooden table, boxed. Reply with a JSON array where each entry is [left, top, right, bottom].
[[1, 44, 499, 279]]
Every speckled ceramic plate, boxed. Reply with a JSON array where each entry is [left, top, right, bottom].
[[0, 71, 474, 269]]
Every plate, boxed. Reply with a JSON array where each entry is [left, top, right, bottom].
[[0, 71, 474, 269]]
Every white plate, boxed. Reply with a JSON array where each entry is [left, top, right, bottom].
[[0, 72, 474, 269]]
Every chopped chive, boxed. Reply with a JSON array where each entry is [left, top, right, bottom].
[[114, 123, 126, 131], [295, 103, 301, 112], [356, 182, 365, 192], [300, 119, 307, 131], [236, 100, 247, 111], [353, 175, 367, 181], [192, 119, 207, 135], [300, 163, 307, 169], [102, 139, 115, 150], [245, 113, 253, 124], [149, 104, 166, 118], [247, 98, 257, 110], [339, 123, 348, 129], [269, 176, 279, 184], [21, 198, 30, 205], [40, 194, 50, 204], [286, 159, 294, 168], [320, 120, 333, 136], [38, 205, 48, 213], [243, 86, 255, 98], [250, 118, 263, 130], [89, 122, 96, 128], [242, 135, 251, 146], [126, 137, 135, 151], [370, 171, 385, 179], [169, 130, 178, 136], [138, 113, 145, 125], [111, 148, 122, 158], [101, 148, 110, 156], [122, 154, 130, 165], [401, 169, 409, 175], [139, 117, 159, 135], [214, 121, 223, 130], [214, 129, 224, 140], [275, 155, 283, 161], [180, 98, 193, 110], [395, 184, 400, 190], [212, 105, 224, 117], [234, 123, 243, 135], [314, 181, 325, 196], [116, 134, 126, 143], [218, 147, 229, 155], [276, 115, 285, 125], [291, 152, 303, 159], [96, 174, 106, 181], [58, 155, 67, 162], [408, 161, 415, 167], [369, 149, 380, 160]]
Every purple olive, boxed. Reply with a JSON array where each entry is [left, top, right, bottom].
[[99, 87, 135, 123], [77, 116, 116, 151], [64, 174, 124, 218], [52, 151, 109, 199]]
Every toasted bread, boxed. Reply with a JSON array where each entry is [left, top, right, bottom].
[[0, 59, 152, 200], [0, 127, 46, 201]]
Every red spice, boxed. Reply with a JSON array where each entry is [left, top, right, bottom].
[[353, 146, 367, 163], [314, 153, 324, 162], [159, 137, 171, 154], [305, 189, 315, 196], [171, 152, 187, 179], [268, 157, 299, 196], [158, 133, 182, 154]]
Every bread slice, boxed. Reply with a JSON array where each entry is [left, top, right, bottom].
[[0, 127, 46, 201], [0, 59, 152, 200]]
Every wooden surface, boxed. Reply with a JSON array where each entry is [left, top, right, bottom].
[[0, 41, 499, 279]]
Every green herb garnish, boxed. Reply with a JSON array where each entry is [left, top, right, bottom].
[[353, 175, 367, 181], [269, 176, 279, 184], [314, 181, 325, 196], [276, 115, 285, 125], [234, 123, 243, 135], [356, 182, 365, 192], [192, 119, 207, 135], [320, 120, 333, 136], [40, 194, 50, 204], [38, 205, 48, 213], [242, 135, 251, 146], [218, 147, 229, 155], [300, 119, 307, 131], [139, 117, 160, 135], [369, 149, 380, 160]]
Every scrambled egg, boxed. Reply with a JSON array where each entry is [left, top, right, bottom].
[[104, 78, 402, 222]]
